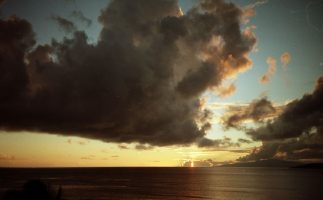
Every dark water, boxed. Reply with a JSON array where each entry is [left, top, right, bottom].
[[1, 167, 323, 200]]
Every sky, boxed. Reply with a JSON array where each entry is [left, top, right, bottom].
[[0, 0, 322, 167]]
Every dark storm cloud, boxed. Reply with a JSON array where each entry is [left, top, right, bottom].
[[247, 77, 323, 141], [0, 0, 256, 147], [0, 16, 35, 103], [239, 133, 323, 161], [71, 10, 92, 27], [51, 15, 77, 33], [221, 98, 278, 129], [0, 0, 5, 7], [239, 77, 323, 161]]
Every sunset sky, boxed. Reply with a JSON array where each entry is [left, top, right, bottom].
[[0, 0, 322, 167]]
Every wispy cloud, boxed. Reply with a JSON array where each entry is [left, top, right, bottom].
[[0, 153, 15, 160], [80, 155, 95, 160], [51, 15, 77, 33], [135, 144, 154, 151], [242, 0, 268, 24], [118, 144, 129, 150]]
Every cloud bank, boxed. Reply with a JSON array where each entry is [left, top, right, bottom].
[[239, 77, 323, 161], [0, 0, 256, 147]]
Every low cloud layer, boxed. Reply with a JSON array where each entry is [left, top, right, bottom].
[[182, 159, 217, 167], [0, 0, 256, 147], [240, 77, 323, 161], [0, 154, 15, 161]]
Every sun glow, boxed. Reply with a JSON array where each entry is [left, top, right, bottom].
[[190, 161, 194, 167]]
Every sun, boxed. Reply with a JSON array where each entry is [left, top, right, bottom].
[[190, 161, 194, 167]]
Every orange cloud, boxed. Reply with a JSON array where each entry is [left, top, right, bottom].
[[0, 153, 15, 160], [214, 83, 236, 98], [242, 0, 268, 24], [260, 56, 277, 84], [281, 52, 291, 70]]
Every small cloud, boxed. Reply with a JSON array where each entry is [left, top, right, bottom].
[[238, 138, 253, 144], [80, 155, 95, 160], [118, 144, 129, 150], [242, 0, 268, 24], [260, 56, 276, 84], [0, 153, 15, 160], [111, 155, 119, 158], [135, 144, 154, 150], [280, 52, 291, 70], [78, 140, 89, 145], [51, 15, 77, 33], [213, 83, 236, 98]]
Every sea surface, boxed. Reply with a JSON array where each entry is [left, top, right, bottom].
[[1, 167, 323, 200]]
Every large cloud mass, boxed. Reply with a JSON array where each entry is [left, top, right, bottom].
[[240, 77, 323, 161], [247, 77, 323, 141], [0, 0, 256, 146]]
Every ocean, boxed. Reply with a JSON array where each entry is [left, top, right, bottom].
[[1, 167, 322, 200]]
